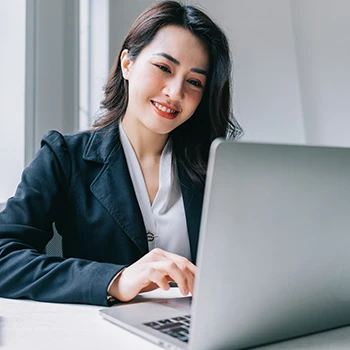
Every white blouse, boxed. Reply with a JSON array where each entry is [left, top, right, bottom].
[[119, 123, 191, 261]]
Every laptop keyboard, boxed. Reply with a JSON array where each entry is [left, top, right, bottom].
[[143, 315, 191, 343]]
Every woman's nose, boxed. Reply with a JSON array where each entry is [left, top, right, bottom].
[[163, 78, 185, 102]]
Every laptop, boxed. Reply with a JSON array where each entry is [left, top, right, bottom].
[[100, 138, 350, 350]]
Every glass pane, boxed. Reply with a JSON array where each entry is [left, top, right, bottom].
[[79, 0, 109, 130]]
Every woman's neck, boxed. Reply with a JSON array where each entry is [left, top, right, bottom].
[[121, 118, 168, 161]]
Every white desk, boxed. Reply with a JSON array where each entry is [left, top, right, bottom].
[[1, 289, 350, 350]]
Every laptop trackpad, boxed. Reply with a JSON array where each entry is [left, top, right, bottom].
[[152, 296, 192, 312], [101, 297, 192, 325]]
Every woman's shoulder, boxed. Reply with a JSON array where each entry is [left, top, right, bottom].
[[41, 129, 93, 152], [40, 126, 121, 164]]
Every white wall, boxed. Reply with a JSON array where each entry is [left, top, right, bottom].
[[0, 0, 26, 202], [292, 0, 350, 147], [109, 0, 155, 67], [195, 0, 305, 144]]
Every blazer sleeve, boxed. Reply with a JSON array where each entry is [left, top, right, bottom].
[[0, 131, 124, 306]]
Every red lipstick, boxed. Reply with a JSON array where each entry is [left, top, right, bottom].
[[152, 101, 179, 120]]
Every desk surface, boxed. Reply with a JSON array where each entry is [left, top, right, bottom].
[[2, 289, 350, 350]]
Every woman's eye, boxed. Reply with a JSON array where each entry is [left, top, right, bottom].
[[155, 64, 171, 73], [188, 80, 203, 88]]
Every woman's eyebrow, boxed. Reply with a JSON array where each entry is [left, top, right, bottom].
[[153, 52, 208, 76]]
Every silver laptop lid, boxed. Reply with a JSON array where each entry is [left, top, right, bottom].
[[189, 139, 350, 350]]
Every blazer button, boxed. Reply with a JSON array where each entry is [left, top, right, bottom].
[[146, 232, 158, 242]]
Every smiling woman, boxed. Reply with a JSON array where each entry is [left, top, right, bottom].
[[95, 1, 242, 186], [0, 0, 241, 306]]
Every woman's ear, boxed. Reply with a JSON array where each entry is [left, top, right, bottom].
[[120, 49, 132, 80]]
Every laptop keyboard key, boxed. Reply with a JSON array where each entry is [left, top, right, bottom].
[[158, 319, 174, 324], [143, 316, 191, 343]]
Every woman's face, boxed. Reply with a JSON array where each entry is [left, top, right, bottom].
[[121, 25, 209, 136]]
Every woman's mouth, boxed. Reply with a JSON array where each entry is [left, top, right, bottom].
[[152, 101, 179, 120]]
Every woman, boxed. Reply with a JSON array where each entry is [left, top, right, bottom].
[[0, 0, 241, 306]]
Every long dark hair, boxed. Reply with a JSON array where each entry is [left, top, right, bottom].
[[94, 0, 242, 186]]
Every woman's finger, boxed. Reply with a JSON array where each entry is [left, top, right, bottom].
[[147, 267, 171, 291], [154, 248, 197, 276], [149, 260, 194, 296]]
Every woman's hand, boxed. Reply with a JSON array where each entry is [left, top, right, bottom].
[[108, 248, 197, 302]]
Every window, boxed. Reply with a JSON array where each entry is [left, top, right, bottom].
[[79, 0, 109, 130], [0, 0, 26, 203], [0, 0, 109, 206]]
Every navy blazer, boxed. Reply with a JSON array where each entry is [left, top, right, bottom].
[[0, 127, 204, 306]]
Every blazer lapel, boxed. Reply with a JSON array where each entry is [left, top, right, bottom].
[[85, 127, 148, 255], [179, 168, 205, 264]]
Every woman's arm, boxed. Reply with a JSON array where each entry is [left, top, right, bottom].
[[0, 131, 123, 306]]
